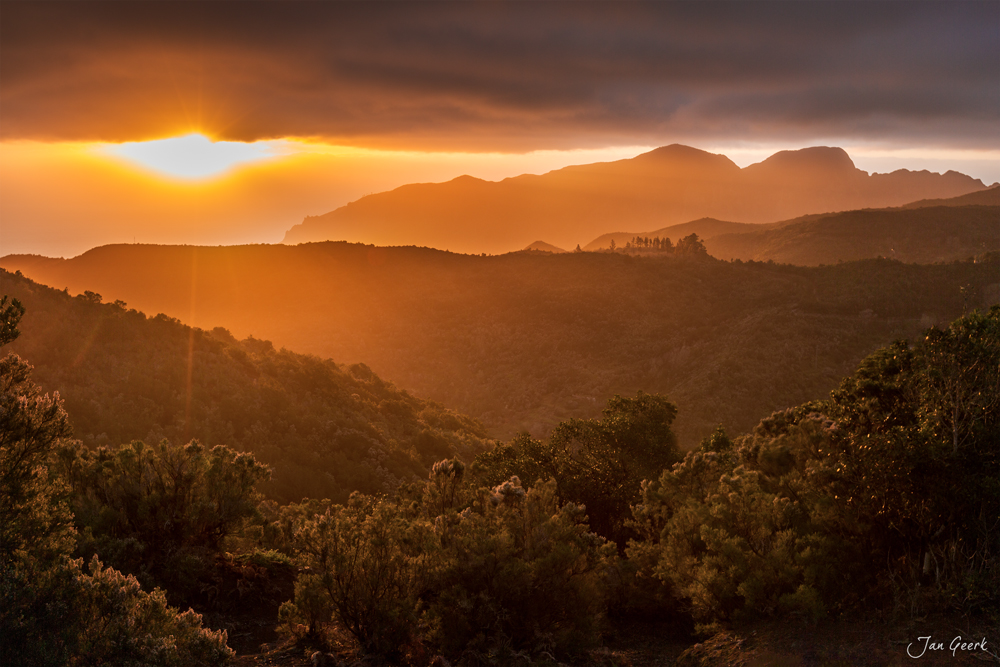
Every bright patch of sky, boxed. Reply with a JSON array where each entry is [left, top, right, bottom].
[[105, 133, 277, 179]]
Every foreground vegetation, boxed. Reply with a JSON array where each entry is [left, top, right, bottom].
[[3, 285, 997, 664]]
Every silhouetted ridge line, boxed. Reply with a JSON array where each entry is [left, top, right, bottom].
[[283, 145, 986, 254]]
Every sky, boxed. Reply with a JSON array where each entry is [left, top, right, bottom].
[[1, 1, 998, 257]]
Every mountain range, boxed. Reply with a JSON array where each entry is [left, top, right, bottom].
[[283, 145, 989, 253]]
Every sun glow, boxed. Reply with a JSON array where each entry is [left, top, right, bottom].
[[105, 133, 277, 179]]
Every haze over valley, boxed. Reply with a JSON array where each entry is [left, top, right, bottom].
[[2, 2, 999, 665]]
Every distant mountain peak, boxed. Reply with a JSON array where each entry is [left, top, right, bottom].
[[634, 144, 741, 170], [752, 146, 857, 172], [522, 240, 567, 253], [644, 144, 716, 158]]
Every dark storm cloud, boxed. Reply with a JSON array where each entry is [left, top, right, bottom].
[[1, 1, 996, 149]]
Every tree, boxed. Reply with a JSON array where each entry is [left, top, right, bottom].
[[917, 309, 1000, 453], [476, 393, 681, 548], [281, 493, 433, 659], [675, 233, 708, 257], [281, 466, 614, 662], [628, 308, 1000, 625], [57, 439, 271, 603], [0, 295, 25, 346]]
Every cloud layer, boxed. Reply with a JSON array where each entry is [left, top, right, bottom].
[[2, 1, 997, 150]]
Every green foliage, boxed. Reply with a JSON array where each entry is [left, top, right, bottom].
[[280, 463, 615, 662], [822, 306, 1000, 610], [475, 393, 680, 547], [71, 557, 233, 666], [55, 438, 270, 605], [0, 294, 25, 346], [0, 353, 74, 563], [421, 476, 615, 660], [0, 352, 79, 665], [630, 307, 1000, 625], [283, 493, 432, 659], [631, 412, 854, 627], [3, 554, 233, 667]]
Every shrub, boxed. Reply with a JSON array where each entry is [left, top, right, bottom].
[[475, 393, 680, 548], [281, 461, 615, 662], [281, 493, 434, 659], [421, 475, 616, 660], [54, 438, 270, 604], [629, 307, 1000, 625]]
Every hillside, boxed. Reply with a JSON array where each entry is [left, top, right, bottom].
[[584, 217, 780, 252], [705, 205, 1000, 265], [582, 188, 1000, 265], [0, 269, 491, 503], [522, 240, 567, 253], [4, 245, 998, 446], [282, 145, 986, 254], [902, 182, 1000, 208]]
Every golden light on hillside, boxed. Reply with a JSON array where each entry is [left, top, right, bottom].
[[105, 133, 278, 179]]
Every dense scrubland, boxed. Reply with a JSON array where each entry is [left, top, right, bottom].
[[2, 265, 998, 664]]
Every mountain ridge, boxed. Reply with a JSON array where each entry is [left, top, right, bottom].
[[283, 145, 987, 254], [582, 188, 1000, 265]]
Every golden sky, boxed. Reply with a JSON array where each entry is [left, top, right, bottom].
[[1, 2, 997, 257]]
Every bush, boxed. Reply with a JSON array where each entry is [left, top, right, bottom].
[[280, 461, 615, 662], [281, 493, 434, 659], [421, 475, 616, 660], [55, 438, 270, 605], [628, 307, 1000, 625], [475, 392, 680, 548]]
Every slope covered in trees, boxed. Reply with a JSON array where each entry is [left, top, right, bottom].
[[3, 247, 997, 448], [705, 205, 999, 265], [0, 269, 490, 504], [583, 197, 999, 265]]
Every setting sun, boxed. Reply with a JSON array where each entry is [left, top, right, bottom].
[[105, 133, 276, 179]]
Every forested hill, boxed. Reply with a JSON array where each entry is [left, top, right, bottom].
[[705, 204, 1000, 265], [902, 182, 1000, 208], [583, 196, 999, 264], [0, 269, 491, 503], [4, 245, 998, 446]]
